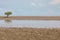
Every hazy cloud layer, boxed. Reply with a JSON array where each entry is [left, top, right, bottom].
[[0, 0, 60, 16], [49, 0, 60, 4]]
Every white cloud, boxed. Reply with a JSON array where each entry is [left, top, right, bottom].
[[50, 0, 60, 4], [31, 1, 44, 8], [32, 2, 37, 7], [32, 2, 44, 7], [0, 8, 4, 11]]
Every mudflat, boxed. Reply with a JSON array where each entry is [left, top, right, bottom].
[[0, 16, 60, 20], [0, 28, 60, 40]]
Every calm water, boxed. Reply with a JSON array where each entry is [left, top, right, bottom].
[[0, 20, 60, 28]]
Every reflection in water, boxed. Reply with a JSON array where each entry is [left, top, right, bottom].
[[0, 20, 60, 28], [4, 20, 12, 23]]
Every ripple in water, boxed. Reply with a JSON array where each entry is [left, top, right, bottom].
[[0, 20, 60, 28]]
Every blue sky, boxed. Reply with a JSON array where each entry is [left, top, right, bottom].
[[0, 0, 60, 16]]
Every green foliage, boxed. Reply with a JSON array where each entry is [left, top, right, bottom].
[[5, 12, 12, 15], [5, 11, 12, 18]]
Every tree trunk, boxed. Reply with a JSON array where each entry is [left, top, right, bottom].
[[7, 15, 9, 18]]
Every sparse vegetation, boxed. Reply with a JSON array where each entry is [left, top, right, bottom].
[[5, 11, 12, 18]]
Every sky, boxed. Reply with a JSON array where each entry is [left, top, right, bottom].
[[0, 0, 60, 16]]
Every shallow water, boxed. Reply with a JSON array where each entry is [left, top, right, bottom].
[[0, 20, 60, 28]]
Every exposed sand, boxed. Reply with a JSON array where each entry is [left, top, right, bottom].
[[0, 16, 60, 20], [0, 16, 60, 40], [0, 28, 60, 40]]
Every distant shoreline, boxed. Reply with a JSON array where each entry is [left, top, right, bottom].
[[0, 16, 60, 20]]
